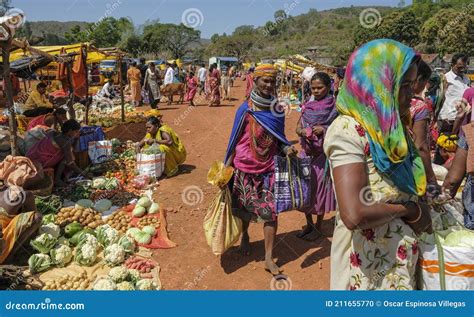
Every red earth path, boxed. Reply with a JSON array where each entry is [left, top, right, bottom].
[[107, 80, 334, 290]]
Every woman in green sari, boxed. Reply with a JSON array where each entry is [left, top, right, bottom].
[[137, 116, 187, 177]]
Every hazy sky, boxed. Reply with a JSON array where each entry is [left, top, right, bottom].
[[12, 0, 412, 38]]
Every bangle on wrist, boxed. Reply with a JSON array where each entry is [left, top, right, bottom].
[[405, 202, 422, 224]]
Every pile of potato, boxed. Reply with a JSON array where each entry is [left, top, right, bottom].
[[137, 217, 160, 229], [55, 206, 104, 229], [42, 272, 91, 290], [106, 210, 132, 234]]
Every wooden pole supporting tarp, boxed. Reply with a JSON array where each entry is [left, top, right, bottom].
[[118, 55, 125, 123], [1, 40, 18, 156]]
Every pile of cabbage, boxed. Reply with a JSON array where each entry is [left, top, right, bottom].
[[28, 223, 136, 274], [132, 196, 159, 218], [92, 266, 159, 290], [441, 229, 474, 248]]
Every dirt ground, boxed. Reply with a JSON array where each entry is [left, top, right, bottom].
[[108, 80, 334, 290]]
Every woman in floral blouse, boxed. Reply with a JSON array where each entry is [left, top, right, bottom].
[[323, 39, 433, 290]]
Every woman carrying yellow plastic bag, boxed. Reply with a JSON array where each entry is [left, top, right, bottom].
[[203, 161, 242, 255]]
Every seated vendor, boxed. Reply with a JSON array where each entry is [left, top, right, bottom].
[[22, 82, 55, 117], [137, 115, 187, 177], [26, 119, 90, 187], [21, 108, 68, 155], [27, 107, 68, 131], [0, 157, 42, 264], [97, 79, 116, 99]]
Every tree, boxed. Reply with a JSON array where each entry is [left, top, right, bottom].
[[377, 10, 421, 47], [142, 23, 200, 58], [274, 10, 287, 22], [15, 21, 33, 40], [65, 25, 90, 43], [210, 33, 220, 43], [233, 25, 255, 36], [89, 17, 122, 47], [120, 34, 143, 57], [437, 10, 474, 55]]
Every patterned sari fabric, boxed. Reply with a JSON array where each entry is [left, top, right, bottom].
[[299, 96, 338, 215], [336, 39, 426, 196], [0, 208, 36, 263], [325, 115, 420, 290], [207, 69, 221, 105]]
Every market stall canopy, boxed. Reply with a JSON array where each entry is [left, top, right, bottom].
[[1, 43, 116, 64], [0, 55, 52, 78]]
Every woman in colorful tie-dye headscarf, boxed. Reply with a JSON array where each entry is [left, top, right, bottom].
[[323, 39, 433, 290]]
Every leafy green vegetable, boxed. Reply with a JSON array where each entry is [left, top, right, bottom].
[[41, 214, 56, 225], [30, 233, 57, 254], [134, 231, 152, 245], [148, 202, 160, 214], [96, 225, 119, 247], [35, 195, 62, 215], [137, 197, 152, 209], [50, 244, 73, 267], [132, 206, 146, 218], [444, 230, 474, 247], [142, 226, 156, 237], [118, 235, 135, 254], [28, 254, 52, 274], [69, 229, 95, 246], [39, 223, 61, 239], [74, 241, 98, 266]]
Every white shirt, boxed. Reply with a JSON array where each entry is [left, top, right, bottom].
[[198, 67, 207, 82], [164, 67, 174, 85], [98, 82, 114, 98], [439, 70, 470, 121]]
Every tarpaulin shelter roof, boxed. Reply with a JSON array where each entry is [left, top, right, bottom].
[[1, 43, 117, 64], [0, 55, 52, 78]]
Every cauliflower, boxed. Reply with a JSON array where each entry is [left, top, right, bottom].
[[118, 235, 135, 254], [108, 266, 129, 283], [92, 277, 117, 290], [135, 279, 157, 290], [74, 241, 98, 266], [117, 281, 135, 290], [81, 233, 99, 249], [96, 225, 119, 247], [50, 244, 73, 267], [30, 233, 57, 254], [104, 244, 125, 266], [28, 254, 52, 274], [127, 269, 141, 284], [39, 223, 61, 239]]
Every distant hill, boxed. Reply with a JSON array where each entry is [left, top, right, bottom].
[[25, 21, 89, 37]]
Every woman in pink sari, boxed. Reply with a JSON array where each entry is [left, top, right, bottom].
[[185, 71, 198, 107], [26, 120, 88, 187], [207, 63, 220, 107]]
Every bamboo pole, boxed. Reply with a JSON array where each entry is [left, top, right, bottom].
[[83, 46, 90, 125], [118, 55, 125, 122], [66, 61, 75, 119], [1, 40, 18, 156]]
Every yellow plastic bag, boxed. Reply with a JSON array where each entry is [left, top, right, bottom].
[[203, 188, 242, 255], [207, 161, 234, 187], [203, 161, 241, 255]]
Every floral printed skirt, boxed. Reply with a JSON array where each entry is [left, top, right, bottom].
[[231, 169, 276, 223]]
